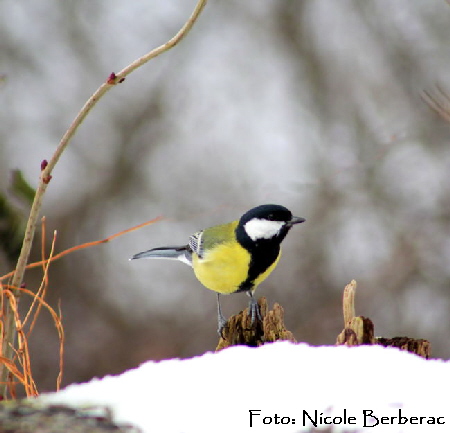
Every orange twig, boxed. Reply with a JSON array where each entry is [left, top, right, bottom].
[[0, 216, 161, 396], [422, 86, 450, 123], [2, 284, 64, 396], [56, 301, 63, 391], [2, 289, 38, 396], [24, 227, 57, 330], [1, 0, 207, 397], [0, 356, 24, 384], [19, 285, 64, 393], [1, 216, 163, 282]]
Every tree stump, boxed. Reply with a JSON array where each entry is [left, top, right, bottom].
[[336, 280, 431, 359], [216, 297, 296, 351]]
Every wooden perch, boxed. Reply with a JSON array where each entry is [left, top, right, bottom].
[[377, 337, 431, 359], [216, 297, 296, 351], [336, 280, 431, 359], [336, 280, 375, 345]]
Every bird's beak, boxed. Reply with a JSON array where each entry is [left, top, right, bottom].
[[287, 216, 305, 227]]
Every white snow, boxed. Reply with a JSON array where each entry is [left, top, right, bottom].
[[40, 342, 450, 432]]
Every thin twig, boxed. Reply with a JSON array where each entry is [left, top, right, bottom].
[[23, 229, 57, 329], [2, 285, 63, 396], [421, 87, 450, 123], [56, 301, 64, 391], [1, 216, 163, 282], [0, 0, 208, 398]]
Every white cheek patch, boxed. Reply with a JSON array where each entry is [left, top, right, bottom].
[[244, 218, 285, 241]]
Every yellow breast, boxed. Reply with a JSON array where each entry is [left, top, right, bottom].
[[192, 235, 281, 294], [192, 240, 250, 294]]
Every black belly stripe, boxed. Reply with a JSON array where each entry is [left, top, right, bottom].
[[236, 239, 281, 293], [235, 216, 293, 293]]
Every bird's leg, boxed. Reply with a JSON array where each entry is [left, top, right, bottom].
[[247, 291, 262, 324], [217, 293, 228, 336]]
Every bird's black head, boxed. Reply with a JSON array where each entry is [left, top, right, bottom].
[[237, 204, 305, 246], [234, 204, 305, 292]]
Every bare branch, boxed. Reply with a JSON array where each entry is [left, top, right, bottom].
[[0, 0, 208, 398]]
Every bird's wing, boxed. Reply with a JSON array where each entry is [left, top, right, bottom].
[[188, 221, 239, 261], [188, 230, 204, 259]]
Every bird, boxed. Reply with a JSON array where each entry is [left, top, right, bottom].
[[130, 204, 305, 334]]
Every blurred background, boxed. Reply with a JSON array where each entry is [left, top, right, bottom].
[[1, 0, 450, 392]]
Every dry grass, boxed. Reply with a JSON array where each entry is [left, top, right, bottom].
[[0, 0, 207, 398], [0, 216, 162, 398]]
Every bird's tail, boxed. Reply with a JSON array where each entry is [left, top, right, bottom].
[[130, 246, 192, 267]]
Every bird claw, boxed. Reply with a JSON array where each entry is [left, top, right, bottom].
[[248, 295, 262, 325], [217, 314, 228, 337], [216, 293, 228, 337]]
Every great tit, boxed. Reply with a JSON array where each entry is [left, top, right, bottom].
[[131, 204, 305, 334]]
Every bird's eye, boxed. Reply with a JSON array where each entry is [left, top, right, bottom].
[[267, 214, 274, 220]]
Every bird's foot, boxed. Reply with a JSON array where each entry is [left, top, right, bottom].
[[248, 295, 262, 325], [217, 312, 228, 337]]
